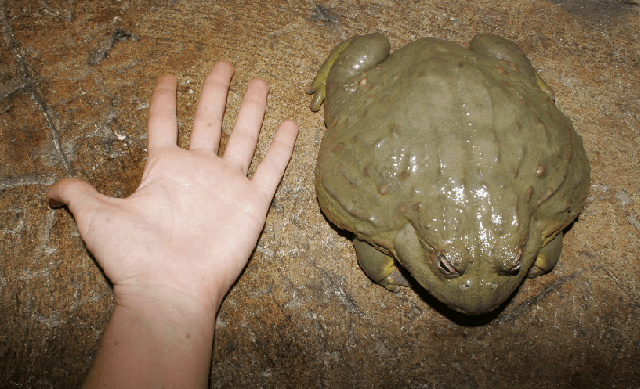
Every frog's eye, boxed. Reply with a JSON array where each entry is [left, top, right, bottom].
[[503, 260, 521, 274], [511, 247, 523, 271], [436, 253, 461, 278]]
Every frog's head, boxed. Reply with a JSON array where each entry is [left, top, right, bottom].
[[393, 223, 536, 314]]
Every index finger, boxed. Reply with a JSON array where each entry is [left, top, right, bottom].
[[251, 120, 299, 199]]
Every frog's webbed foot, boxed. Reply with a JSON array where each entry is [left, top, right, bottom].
[[469, 33, 555, 101], [528, 231, 564, 278], [354, 238, 410, 292], [307, 33, 391, 112]]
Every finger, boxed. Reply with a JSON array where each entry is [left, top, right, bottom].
[[251, 120, 299, 199], [147, 74, 178, 151], [222, 78, 269, 174], [190, 61, 234, 153], [46, 178, 109, 233]]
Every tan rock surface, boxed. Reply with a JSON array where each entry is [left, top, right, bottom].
[[1, 0, 638, 387]]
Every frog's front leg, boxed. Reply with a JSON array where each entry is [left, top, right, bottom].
[[307, 32, 390, 111], [354, 239, 409, 292], [528, 231, 564, 278]]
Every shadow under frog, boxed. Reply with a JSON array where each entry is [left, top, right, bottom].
[[307, 33, 590, 315]]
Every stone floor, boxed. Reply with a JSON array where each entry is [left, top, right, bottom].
[[1, 0, 639, 388]]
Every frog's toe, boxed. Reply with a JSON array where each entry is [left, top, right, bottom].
[[354, 239, 410, 292], [378, 268, 410, 293], [536, 73, 556, 102], [308, 82, 327, 112], [528, 231, 564, 278], [307, 38, 353, 111]]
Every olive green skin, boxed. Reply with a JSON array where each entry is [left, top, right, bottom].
[[308, 33, 590, 314]]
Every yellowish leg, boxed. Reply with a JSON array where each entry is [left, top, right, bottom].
[[528, 231, 564, 278], [307, 38, 352, 112], [354, 239, 409, 292]]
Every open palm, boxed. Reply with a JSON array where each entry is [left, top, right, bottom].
[[47, 61, 298, 308]]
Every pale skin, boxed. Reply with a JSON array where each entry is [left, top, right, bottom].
[[46, 61, 299, 388]]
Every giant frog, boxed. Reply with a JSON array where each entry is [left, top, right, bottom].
[[307, 33, 590, 314]]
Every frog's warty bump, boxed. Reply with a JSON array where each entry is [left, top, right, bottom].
[[537, 188, 555, 206], [378, 184, 390, 195], [565, 150, 572, 160], [494, 66, 508, 75], [525, 186, 534, 202], [389, 123, 400, 136]]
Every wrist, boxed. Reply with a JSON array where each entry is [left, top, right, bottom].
[[113, 283, 218, 327], [83, 285, 217, 388]]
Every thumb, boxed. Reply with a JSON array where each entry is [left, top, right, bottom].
[[47, 178, 107, 230]]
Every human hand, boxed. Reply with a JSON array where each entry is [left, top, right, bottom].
[[47, 61, 298, 312]]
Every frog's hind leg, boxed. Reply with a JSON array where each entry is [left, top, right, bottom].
[[469, 34, 555, 100], [307, 33, 390, 111], [354, 239, 409, 292], [307, 38, 351, 111], [528, 231, 564, 278]]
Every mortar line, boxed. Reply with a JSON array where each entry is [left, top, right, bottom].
[[1, 1, 74, 177]]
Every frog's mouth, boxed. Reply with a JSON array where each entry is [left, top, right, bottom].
[[393, 223, 527, 315]]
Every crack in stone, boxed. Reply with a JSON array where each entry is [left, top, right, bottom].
[[310, 4, 339, 24], [599, 265, 639, 304], [87, 28, 136, 66], [0, 175, 57, 190], [0, 79, 30, 101], [497, 270, 584, 322], [309, 5, 346, 40], [1, 1, 74, 177]]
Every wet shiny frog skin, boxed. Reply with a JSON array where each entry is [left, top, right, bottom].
[[307, 33, 590, 315]]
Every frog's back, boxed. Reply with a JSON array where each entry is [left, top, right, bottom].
[[316, 37, 590, 250]]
